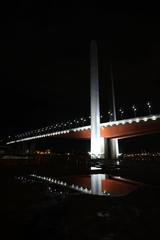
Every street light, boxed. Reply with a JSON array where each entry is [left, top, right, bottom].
[[119, 108, 124, 119], [147, 101, 151, 115], [108, 111, 113, 121], [132, 105, 137, 117]]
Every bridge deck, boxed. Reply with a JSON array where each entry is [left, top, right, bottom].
[[6, 115, 160, 144]]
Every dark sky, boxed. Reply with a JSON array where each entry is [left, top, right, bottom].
[[1, 5, 160, 137]]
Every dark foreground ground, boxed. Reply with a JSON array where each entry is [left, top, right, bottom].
[[1, 164, 160, 240]]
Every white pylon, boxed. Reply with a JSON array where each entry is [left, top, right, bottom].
[[90, 40, 103, 159]]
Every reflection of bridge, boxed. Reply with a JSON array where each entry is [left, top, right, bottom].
[[6, 41, 160, 160], [28, 174, 141, 196]]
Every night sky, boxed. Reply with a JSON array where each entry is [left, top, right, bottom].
[[1, 5, 160, 138]]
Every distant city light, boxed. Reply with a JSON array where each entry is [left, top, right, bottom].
[[119, 108, 124, 119], [147, 101, 152, 115], [132, 104, 137, 117]]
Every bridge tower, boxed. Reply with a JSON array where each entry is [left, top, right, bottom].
[[90, 40, 104, 159], [90, 41, 119, 159], [109, 65, 119, 159]]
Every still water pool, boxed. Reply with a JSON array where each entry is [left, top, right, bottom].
[[28, 173, 142, 197]]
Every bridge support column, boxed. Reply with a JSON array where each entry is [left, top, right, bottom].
[[21, 143, 28, 155], [109, 138, 119, 159], [90, 40, 102, 159], [18, 142, 35, 155], [102, 138, 119, 160], [29, 143, 35, 155]]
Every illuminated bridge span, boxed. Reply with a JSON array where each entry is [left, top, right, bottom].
[[7, 114, 160, 144], [6, 41, 160, 160]]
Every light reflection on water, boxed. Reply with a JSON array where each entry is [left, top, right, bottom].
[[91, 174, 106, 195], [91, 174, 141, 196], [29, 173, 142, 197]]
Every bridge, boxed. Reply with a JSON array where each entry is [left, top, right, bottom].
[[6, 41, 160, 160], [7, 115, 160, 143], [7, 114, 160, 157]]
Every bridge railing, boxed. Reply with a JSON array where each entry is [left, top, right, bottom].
[[6, 114, 160, 145]]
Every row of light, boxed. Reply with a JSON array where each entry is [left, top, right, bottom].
[[13, 102, 153, 139], [112, 102, 152, 118], [6, 114, 160, 145], [14, 117, 89, 139], [101, 114, 158, 127], [123, 152, 160, 157], [17, 175, 111, 196], [30, 174, 92, 194], [117, 102, 152, 119]]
